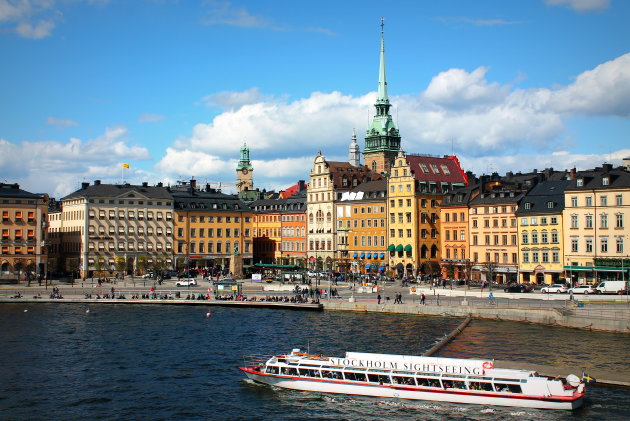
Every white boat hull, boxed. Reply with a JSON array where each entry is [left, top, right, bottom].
[[242, 369, 583, 410]]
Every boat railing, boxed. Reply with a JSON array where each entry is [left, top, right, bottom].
[[242, 354, 272, 367]]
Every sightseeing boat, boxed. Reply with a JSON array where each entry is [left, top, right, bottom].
[[239, 349, 585, 410]]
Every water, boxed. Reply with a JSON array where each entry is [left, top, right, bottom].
[[0, 304, 628, 420]]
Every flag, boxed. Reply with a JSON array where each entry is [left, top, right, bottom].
[[122, 163, 130, 169], [582, 372, 596, 383]]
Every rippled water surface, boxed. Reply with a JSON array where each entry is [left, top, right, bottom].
[[0, 304, 628, 420]]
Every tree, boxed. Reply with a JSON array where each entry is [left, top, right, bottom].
[[136, 256, 149, 275], [114, 256, 126, 274], [444, 261, 456, 280], [483, 261, 497, 288], [150, 257, 168, 278], [13, 258, 25, 283], [25, 261, 36, 286], [65, 258, 80, 283], [94, 257, 106, 280]]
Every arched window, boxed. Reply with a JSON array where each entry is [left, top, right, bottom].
[[421, 245, 428, 259], [371, 161, 377, 172], [326, 212, 332, 223], [309, 213, 313, 223], [342, 175, 348, 187], [431, 245, 439, 258]]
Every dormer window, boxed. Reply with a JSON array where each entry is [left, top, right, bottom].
[[577, 178, 584, 187], [547, 201, 554, 209], [602, 176, 609, 186], [525, 202, 532, 210]]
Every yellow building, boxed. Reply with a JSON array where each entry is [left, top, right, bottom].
[[0, 183, 48, 281], [516, 180, 567, 285], [251, 200, 282, 265], [387, 153, 468, 278], [563, 164, 630, 284], [172, 180, 253, 273], [336, 179, 387, 276]]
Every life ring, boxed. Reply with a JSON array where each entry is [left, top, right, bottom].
[[411, 287, 416, 292], [482, 361, 494, 369]]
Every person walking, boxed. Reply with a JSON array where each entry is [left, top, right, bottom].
[[488, 291, 495, 305], [377, 293, 381, 304], [420, 293, 426, 305]]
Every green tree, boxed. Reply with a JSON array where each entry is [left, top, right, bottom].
[[94, 257, 106, 280], [25, 261, 36, 286], [65, 257, 80, 283], [136, 256, 149, 275], [483, 260, 497, 288], [114, 256, 126, 273], [13, 258, 25, 283]]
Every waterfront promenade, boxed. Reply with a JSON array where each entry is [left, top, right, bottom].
[[1, 277, 628, 333]]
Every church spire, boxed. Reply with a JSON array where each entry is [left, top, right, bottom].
[[377, 17, 389, 105], [349, 128, 361, 167]]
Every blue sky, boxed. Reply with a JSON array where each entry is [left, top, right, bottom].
[[0, 0, 628, 198]]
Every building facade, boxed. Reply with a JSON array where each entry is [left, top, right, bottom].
[[171, 180, 253, 273], [0, 183, 49, 281], [54, 180, 174, 279], [563, 164, 630, 284], [439, 185, 476, 280], [336, 179, 388, 277]]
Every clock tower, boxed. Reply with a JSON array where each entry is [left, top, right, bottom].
[[236, 142, 254, 193]]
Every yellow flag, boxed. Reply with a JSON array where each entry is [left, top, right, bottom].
[[122, 163, 130, 169]]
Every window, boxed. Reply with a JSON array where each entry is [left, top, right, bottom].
[[601, 196, 608, 206], [570, 215, 578, 229], [541, 231, 548, 244], [551, 216, 558, 225], [521, 217, 528, 226], [617, 236, 625, 253], [585, 214, 593, 229], [532, 251, 539, 263], [542, 251, 549, 263], [601, 214, 608, 229], [531, 231, 538, 244], [616, 195, 623, 206], [552, 250, 559, 263], [601, 237, 608, 253], [571, 197, 578, 207], [551, 230, 558, 243], [571, 238, 578, 252], [586, 238, 593, 253], [586, 196, 593, 207], [522, 252, 529, 264], [602, 176, 609, 186], [460, 231, 465, 241], [616, 213, 624, 228]]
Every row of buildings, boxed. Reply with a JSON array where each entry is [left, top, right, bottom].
[[1, 26, 629, 285]]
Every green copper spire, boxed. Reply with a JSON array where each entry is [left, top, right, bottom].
[[377, 17, 389, 105], [364, 17, 400, 156], [236, 142, 253, 171]]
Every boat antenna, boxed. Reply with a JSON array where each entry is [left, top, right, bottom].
[[307, 340, 310, 355]]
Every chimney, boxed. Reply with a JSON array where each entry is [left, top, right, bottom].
[[142, 182, 148, 187], [623, 157, 630, 171], [94, 180, 101, 185], [569, 168, 576, 180], [190, 178, 196, 190], [602, 163, 613, 172], [157, 182, 163, 187], [81, 182, 89, 190]]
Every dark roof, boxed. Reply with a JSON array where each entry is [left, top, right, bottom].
[[171, 189, 250, 212], [350, 178, 387, 194], [250, 195, 306, 213], [516, 180, 569, 215], [0, 183, 45, 199], [440, 185, 477, 207], [565, 164, 630, 191], [62, 182, 172, 201], [325, 160, 383, 190]]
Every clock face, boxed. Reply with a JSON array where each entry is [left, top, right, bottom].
[[242, 168, 249, 174]]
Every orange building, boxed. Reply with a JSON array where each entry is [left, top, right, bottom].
[[251, 199, 282, 264], [439, 186, 475, 280]]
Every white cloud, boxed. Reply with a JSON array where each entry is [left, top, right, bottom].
[[202, 0, 279, 29], [47, 116, 79, 127], [138, 113, 165, 123], [436, 16, 522, 26], [200, 87, 277, 110], [15, 18, 55, 38], [0, 126, 151, 198], [545, 0, 610, 12], [548, 53, 630, 117]]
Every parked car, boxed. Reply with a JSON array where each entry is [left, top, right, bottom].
[[568, 285, 595, 295], [176, 278, 197, 287], [142, 273, 154, 279], [503, 283, 534, 293], [541, 284, 568, 294]]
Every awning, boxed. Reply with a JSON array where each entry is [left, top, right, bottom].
[[387, 244, 395, 251], [360, 252, 365, 258], [395, 244, 403, 252], [367, 253, 372, 259], [353, 252, 358, 258], [404, 244, 412, 252], [595, 267, 628, 272], [564, 266, 594, 271], [365, 264, 372, 269], [379, 253, 385, 259]]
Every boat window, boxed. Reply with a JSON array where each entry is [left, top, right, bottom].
[[266, 366, 279, 374], [321, 370, 342, 380], [391, 376, 415, 385], [494, 383, 522, 393], [367, 373, 391, 384], [281, 367, 298, 376], [298, 368, 314, 377], [468, 382, 493, 391], [344, 372, 367, 382]]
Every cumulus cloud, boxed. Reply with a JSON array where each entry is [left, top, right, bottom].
[[0, 126, 151, 197], [46, 116, 79, 127], [138, 113, 165, 123], [152, 52, 629, 191], [545, 0, 610, 12], [435, 16, 521, 26], [548, 53, 630, 117], [201, 0, 280, 29], [0, 0, 59, 39]]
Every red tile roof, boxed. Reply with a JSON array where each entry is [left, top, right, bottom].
[[405, 155, 468, 185]]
